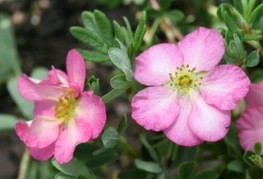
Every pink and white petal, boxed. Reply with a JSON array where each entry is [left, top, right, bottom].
[[131, 86, 179, 131], [34, 100, 56, 118], [135, 43, 183, 86], [178, 27, 225, 72], [44, 66, 69, 86], [66, 49, 86, 92], [245, 82, 263, 108], [29, 142, 55, 161], [18, 74, 64, 101], [188, 94, 231, 142], [54, 121, 81, 164], [163, 97, 203, 146], [15, 117, 60, 148], [200, 65, 250, 110], [237, 108, 263, 154], [75, 92, 106, 139]]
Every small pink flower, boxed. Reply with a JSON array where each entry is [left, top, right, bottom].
[[237, 81, 263, 153], [15, 50, 106, 163], [131, 27, 250, 146]]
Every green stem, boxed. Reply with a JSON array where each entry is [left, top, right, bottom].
[[18, 149, 30, 179]]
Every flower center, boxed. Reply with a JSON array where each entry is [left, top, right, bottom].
[[167, 64, 204, 95], [55, 93, 77, 123]]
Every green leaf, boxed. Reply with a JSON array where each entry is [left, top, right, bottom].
[[102, 88, 128, 104], [139, 135, 159, 162], [110, 73, 131, 89], [108, 46, 133, 81], [0, 14, 21, 80], [86, 75, 100, 95], [0, 114, 18, 130], [113, 20, 125, 44], [243, 151, 256, 166], [93, 10, 113, 46], [254, 142, 262, 155], [70, 27, 106, 52], [51, 158, 96, 179], [86, 149, 119, 168], [245, 50, 259, 67], [31, 67, 48, 80], [133, 11, 147, 55], [194, 169, 218, 179], [178, 162, 195, 179], [134, 159, 162, 174], [102, 127, 120, 149], [117, 115, 128, 135], [7, 77, 33, 119], [55, 173, 76, 179], [78, 49, 110, 62], [166, 10, 185, 24], [227, 160, 245, 173], [249, 4, 263, 28]]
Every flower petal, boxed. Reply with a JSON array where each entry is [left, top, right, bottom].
[[34, 100, 56, 118], [18, 74, 64, 101], [29, 142, 55, 161], [188, 94, 231, 142], [200, 65, 250, 110], [54, 121, 81, 164], [75, 91, 106, 139], [237, 108, 263, 154], [66, 49, 86, 92], [15, 117, 60, 148], [245, 82, 263, 108], [44, 66, 69, 86], [178, 27, 225, 72], [134, 43, 183, 86], [131, 86, 179, 131], [163, 97, 203, 146]]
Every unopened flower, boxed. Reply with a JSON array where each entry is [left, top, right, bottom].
[[237, 81, 263, 153], [16, 50, 106, 163], [131, 27, 250, 146]]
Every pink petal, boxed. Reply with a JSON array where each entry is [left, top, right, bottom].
[[66, 49, 86, 92], [34, 100, 56, 118], [134, 43, 183, 86], [237, 108, 263, 154], [245, 82, 263, 108], [200, 65, 250, 110], [18, 74, 64, 101], [131, 86, 179, 131], [44, 66, 69, 86], [29, 142, 55, 161], [15, 117, 60, 148], [178, 27, 225, 72], [54, 121, 81, 164], [163, 97, 203, 146], [75, 92, 106, 139], [188, 94, 231, 142]]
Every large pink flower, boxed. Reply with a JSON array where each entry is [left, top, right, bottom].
[[236, 81, 263, 154], [15, 50, 106, 163], [131, 27, 250, 146]]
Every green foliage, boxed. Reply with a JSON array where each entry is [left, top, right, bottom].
[[52, 158, 96, 179], [101, 127, 120, 149], [0, 114, 18, 130], [0, 14, 21, 84], [134, 159, 162, 174]]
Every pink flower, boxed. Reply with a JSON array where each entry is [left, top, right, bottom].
[[131, 27, 250, 146], [237, 81, 263, 154], [15, 50, 106, 163], [237, 108, 263, 154]]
